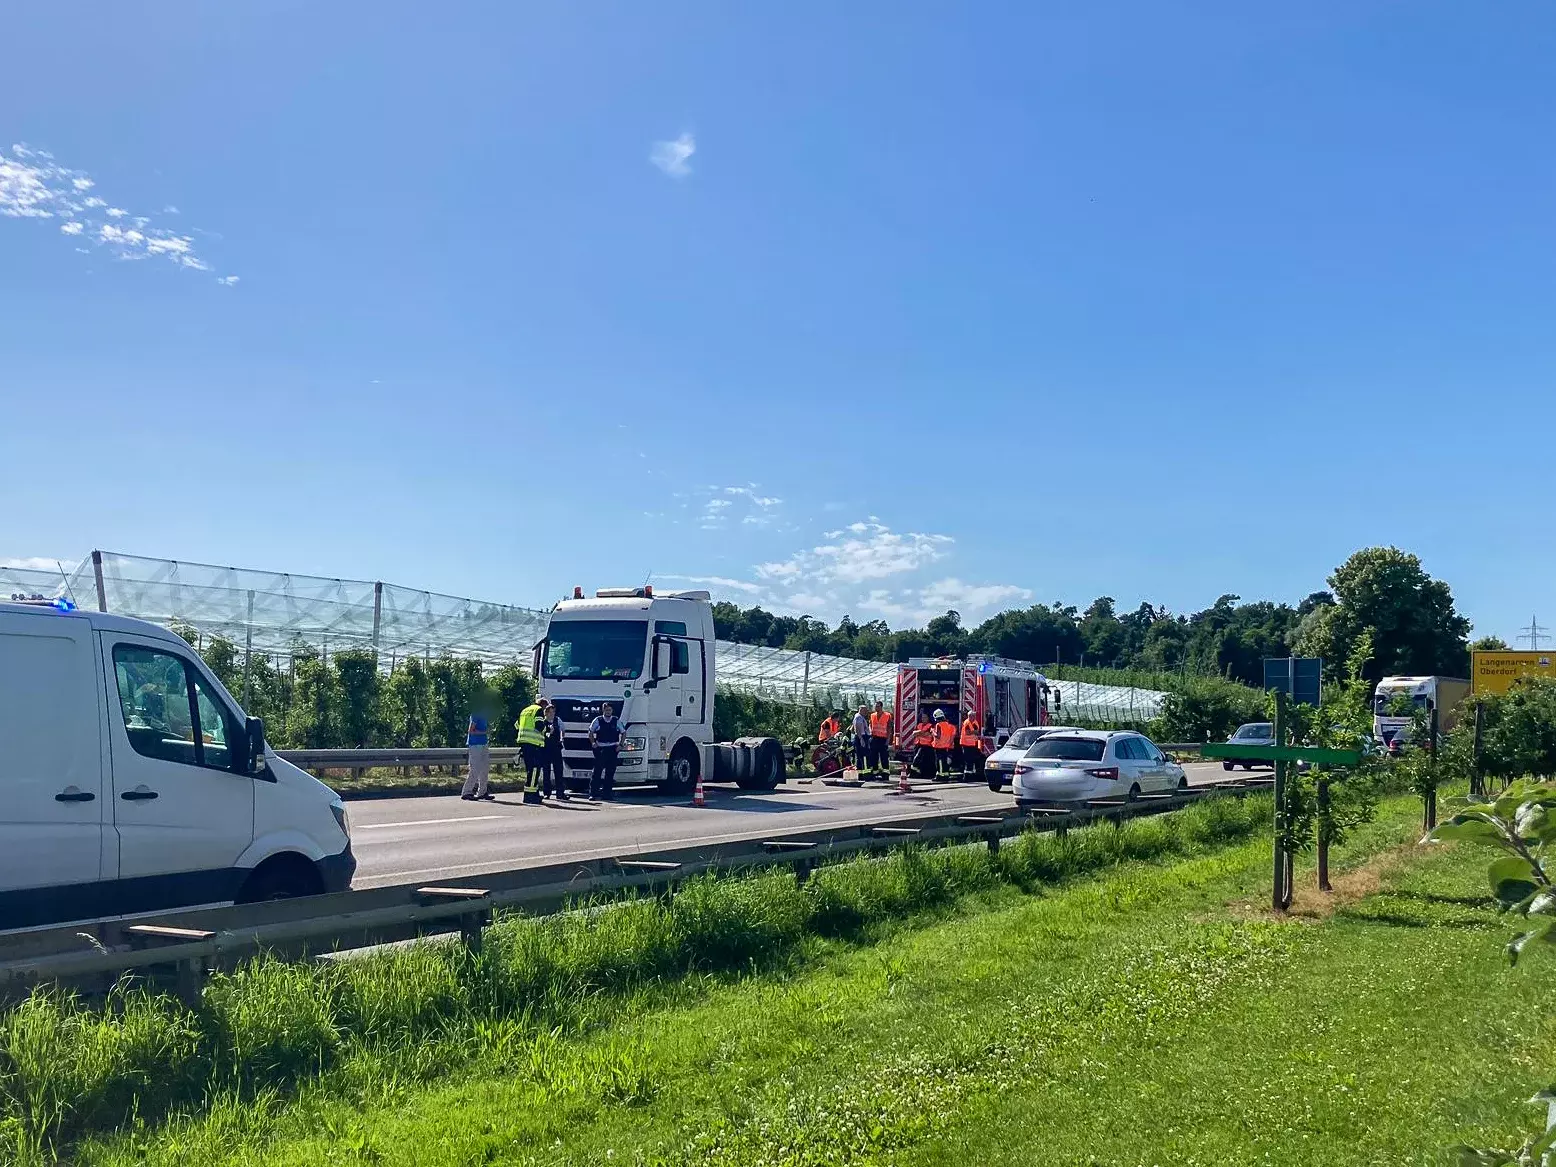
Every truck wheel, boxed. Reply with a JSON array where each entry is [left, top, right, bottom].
[[664, 742, 700, 794], [736, 739, 784, 791]]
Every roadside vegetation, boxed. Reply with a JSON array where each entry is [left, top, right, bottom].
[[1, 795, 1270, 1164], [14, 791, 1555, 1166]]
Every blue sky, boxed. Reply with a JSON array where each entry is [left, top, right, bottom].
[[3, 1, 1553, 640]]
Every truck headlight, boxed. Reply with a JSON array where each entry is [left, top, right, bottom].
[[620, 737, 647, 753]]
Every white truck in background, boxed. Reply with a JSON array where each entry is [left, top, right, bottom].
[[1372, 675, 1471, 755], [532, 586, 785, 793]]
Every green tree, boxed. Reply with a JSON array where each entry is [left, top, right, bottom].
[[334, 649, 384, 747], [426, 656, 482, 747], [198, 634, 244, 697], [1294, 547, 1470, 679], [489, 661, 537, 746], [384, 657, 433, 748], [1473, 635, 1511, 652], [286, 647, 339, 748]]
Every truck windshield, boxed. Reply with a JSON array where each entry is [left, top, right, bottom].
[[543, 620, 648, 680], [1374, 692, 1429, 715]]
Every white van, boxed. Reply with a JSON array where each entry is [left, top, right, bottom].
[[0, 598, 354, 931]]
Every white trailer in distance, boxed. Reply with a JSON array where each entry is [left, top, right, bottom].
[[532, 586, 785, 794]]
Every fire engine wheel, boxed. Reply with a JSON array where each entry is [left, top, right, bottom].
[[663, 742, 700, 795]]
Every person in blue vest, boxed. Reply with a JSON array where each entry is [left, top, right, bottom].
[[460, 686, 498, 801], [588, 702, 622, 801]]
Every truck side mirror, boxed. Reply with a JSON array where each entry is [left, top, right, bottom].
[[644, 637, 668, 690]]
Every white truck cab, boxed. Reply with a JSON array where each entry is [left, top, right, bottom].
[[0, 597, 354, 932], [535, 587, 783, 792], [1372, 674, 1471, 754]]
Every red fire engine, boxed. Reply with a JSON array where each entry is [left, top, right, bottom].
[[892, 656, 1055, 758]]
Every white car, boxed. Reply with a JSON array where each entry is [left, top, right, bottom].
[[1012, 730, 1187, 806], [1, 597, 355, 931], [984, 725, 1084, 791]]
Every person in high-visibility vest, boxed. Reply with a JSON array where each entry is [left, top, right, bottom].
[[868, 701, 893, 776], [911, 715, 937, 781], [819, 713, 841, 742], [515, 699, 546, 805], [960, 712, 984, 778], [932, 709, 956, 779]]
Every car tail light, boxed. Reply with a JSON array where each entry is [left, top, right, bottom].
[[1014, 764, 1032, 775], [1084, 767, 1119, 780]]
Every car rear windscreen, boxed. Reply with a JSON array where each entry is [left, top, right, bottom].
[[1025, 737, 1106, 761]]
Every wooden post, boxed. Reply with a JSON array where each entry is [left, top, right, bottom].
[[1472, 701, 1485, 799], [1316, 774, 1331, 892], [1272, 690, 1292, 911]]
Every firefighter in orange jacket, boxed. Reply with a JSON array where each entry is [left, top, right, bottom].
[[960, 712, 984, 777], [932, 709, 957, 778], [867, 701, 893, 776], [911, 714, 937, 781], [818, 713, 841, 742]]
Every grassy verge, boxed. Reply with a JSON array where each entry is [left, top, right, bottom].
[[1, 796, 1272, 1164], [48, 791, 1556, 1167]]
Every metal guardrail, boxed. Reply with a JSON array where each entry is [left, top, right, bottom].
[[0, 774, 1271, 1001], [278, 747, 521, 777]]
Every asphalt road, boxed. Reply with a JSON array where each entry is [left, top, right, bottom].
[[348, 761, 1253, 889]]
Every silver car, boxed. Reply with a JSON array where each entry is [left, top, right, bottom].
[[1012, 730, 1187, 806], [984, 725, 1083, 791]]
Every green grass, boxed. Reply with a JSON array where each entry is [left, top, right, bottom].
[[47, 792, 1556, 1167], [0, 796, 1271, 1164], [8, 791, 1550, 1165]]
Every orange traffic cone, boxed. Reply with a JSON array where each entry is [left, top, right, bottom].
[[693, 771, 706, 807], [897, 760, 912, 794]]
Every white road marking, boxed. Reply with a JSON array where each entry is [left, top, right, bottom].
[[356, 815, 506, 829]]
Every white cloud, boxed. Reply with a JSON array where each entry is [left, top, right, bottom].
[[650, 132, 696, 178], [0, 556, 76, 572], [855, 579, 1032, 626], [217, 275, 239, 286], [163, 204, 179, 214], [756, 521, 952, 587], [0, 143, 230, 281], [661, 574, 764, 596], [705, 498, 732, 510]]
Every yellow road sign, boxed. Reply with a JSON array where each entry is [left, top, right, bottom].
[[1472, 650, 1556, 696]]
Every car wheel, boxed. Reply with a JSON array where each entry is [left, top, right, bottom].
[[1222, 760, 1234, 771], [988, 777, 1005, 792], [1126, 783, 1141, 803], [1243, 763, 1256, 771], [1177, 774, 1189, 790]]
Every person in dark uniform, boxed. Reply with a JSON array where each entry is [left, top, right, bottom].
[[539, 699, 567, 800], [589, 702, 622, 801]]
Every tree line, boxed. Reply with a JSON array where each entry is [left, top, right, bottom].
[[714, 546, 1498, 687]]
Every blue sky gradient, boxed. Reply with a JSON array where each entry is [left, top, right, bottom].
[[4, 2, 1553, 639]]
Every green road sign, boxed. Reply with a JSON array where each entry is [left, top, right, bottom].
[[1202, 743, 1362, 765]]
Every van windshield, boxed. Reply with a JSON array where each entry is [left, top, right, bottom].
[[543, 620, 648, 680], [1025, 737, 1106, 761]]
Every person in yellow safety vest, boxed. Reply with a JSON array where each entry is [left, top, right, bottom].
[[868, 701, 893, 777], [932, 709, 957, 779], [818, 713, 841, 742], [960, 713, 984, 778], [516, 699, 546, 805], [911, 715, 937, 782]]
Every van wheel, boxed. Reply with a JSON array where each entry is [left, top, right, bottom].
[[988, 777, 1004, 792], [236, 855, 323, 903], [1222, 761, 1234, 771], [664, 742, 700, 795]]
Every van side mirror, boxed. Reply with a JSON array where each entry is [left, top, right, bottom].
[[244, 716, 266, 775]]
